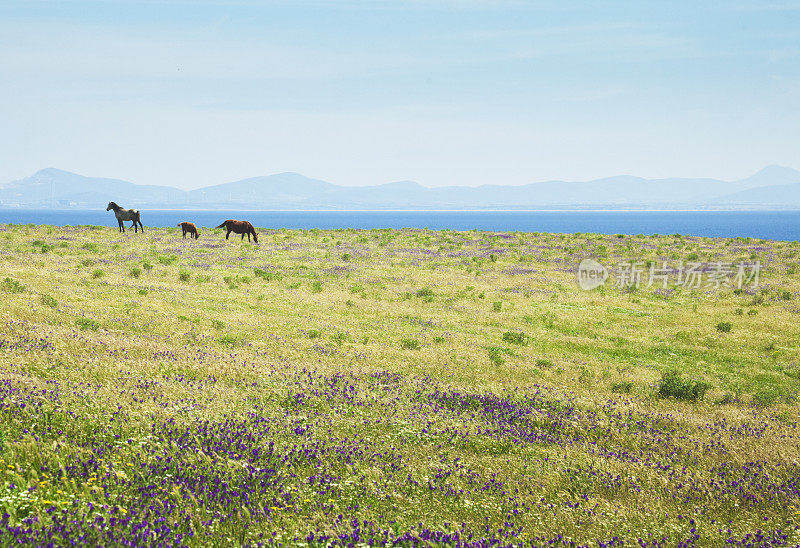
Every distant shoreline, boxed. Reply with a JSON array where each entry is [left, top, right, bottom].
[[2, 207, 800, 213]]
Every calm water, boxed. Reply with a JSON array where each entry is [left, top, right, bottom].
[[0, 209, 798, 241]]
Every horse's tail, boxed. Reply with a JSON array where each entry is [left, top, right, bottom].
[[215, 221, 227, 229]]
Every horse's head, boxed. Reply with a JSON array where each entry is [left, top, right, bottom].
[[106, 202, 117, 211]]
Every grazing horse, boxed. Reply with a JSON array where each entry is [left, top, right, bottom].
[[106, 202, 144, 233], [216, 219, 258, 243], [177, 222, 200, 239]]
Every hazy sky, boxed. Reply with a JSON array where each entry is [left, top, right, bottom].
[[1, 1, 799, 190]]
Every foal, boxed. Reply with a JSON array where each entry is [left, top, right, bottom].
[[216, 219, 258, 243], [177, 222, 200, 239]]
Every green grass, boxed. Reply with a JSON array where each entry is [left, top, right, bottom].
[[0, 225, 798, 546]]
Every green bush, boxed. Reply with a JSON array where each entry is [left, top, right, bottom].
[[217, 334, 242, 347], [254, 268, 282, 281], [716, 321, 732, 333], [308, 329, 322, 339], [142, 261, 153, 271], [310, 280, 323, 293], [492, 301, 502, 312], [91, 269, 104, 279], [179, 270, 191, 282], [39, 294, 58, 308], [487, 347, 505, 365], [535, 359, 554, 368], [415, 287, 434, 302], [1, 277, 25, 293], [658, 370, 710, 401], [752, 389, 780, 407], [400, 338, 420, 350], [611, 381, 633, 394], [75, 318, 99, 331], [502, 331, 527, 345], [129, 266, 142, 278]]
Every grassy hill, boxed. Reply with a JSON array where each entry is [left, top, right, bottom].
[[0, 224, 798, 546]]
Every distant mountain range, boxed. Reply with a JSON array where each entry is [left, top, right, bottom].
[[2, 166, 800, 210]]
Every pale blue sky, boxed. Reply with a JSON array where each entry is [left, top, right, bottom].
[[1, 1, 798, 189]]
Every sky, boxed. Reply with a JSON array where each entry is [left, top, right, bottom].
[[1, 1, 799, 190]]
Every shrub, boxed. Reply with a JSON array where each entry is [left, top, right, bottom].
[[308, 329, 322, 339], [752, 389, 780, 407], [611, 381, 633, 394], [254, 268, 282, 281], [781, 290, 792, 301], [217, 334, 242, 347], [341, 253, 352, 262], [716, 321, 732, 333], [535, 359, 554, 368], [142, 261, 153, 271], [158, 254, 178, 266], [492, 301, 502, 312], [138, 289, 148, 296], [502, 331, 527, 345], [195, 275, 211, 283], [179, 270, 191, 282], [211, 320, 225, 330], [129, 267, 142, 278], [75, 318, 99, 331], [91, 269, 104, 279], [400, 338, 420, 350], [433, 336, 446, 344], [80, 258, 94, 267], [310, 280, 323, 293], [40, 294, 58, 308], [81, 242, 99, 253], [487, 347, 505, 365], [415, 287, 434, 302], [1, 277, 25, 293], [658, 370, 710, 401]]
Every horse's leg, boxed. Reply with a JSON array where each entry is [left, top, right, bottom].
[[226, 229, 230, 239], [118, 218, 124, 233]]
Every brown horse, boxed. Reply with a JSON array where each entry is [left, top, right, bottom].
[[216, 219, 258, 243], [177, 222, 200, 239]]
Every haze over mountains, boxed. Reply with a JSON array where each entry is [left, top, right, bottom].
[[2, 166, 800, 210]]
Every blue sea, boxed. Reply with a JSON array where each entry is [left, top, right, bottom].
[[0, 209, 798, 241]]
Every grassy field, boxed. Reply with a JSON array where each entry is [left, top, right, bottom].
[[0, 223, 798, 546]]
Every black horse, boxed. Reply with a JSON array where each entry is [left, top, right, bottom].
[[106, 202, 144, 233]]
